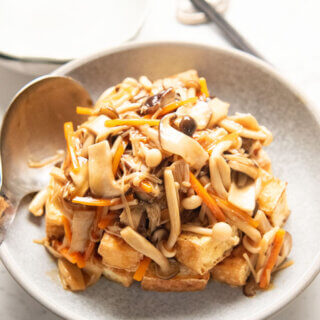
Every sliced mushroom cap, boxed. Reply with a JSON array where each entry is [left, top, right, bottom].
[[164, 168, 181, 250], [88, 141, 122, 198], [207, 98, 230, 128], [120, 226, 178, 279], [225, 154, 259, 180], [177, 100, 212, 130], [140, 87, 175, 115], [229, 113, 260, 131], [69, 157, 89, 197], [58, 258, 86, 291], [228, 176, 256, 214], [159, 114, 208, 170]]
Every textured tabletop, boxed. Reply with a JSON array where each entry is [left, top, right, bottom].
[[0, 0, 319, 319]]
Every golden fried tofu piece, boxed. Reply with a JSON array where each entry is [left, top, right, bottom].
[[45, 203, 64, 240], [141, 263, 209, 292], [102, 266, 134, 287], [175, 231, 239, 275], [98, 233, 143, 272], [258, 176, 290, 227], [211, 246, 251, 287]]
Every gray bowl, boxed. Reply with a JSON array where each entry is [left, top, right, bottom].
[[1, 42, 320, 320]]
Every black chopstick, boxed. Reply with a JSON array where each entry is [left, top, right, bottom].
[[190, 0, 266, 61]]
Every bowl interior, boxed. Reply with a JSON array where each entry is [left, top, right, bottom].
[[1, 43, 320, 320]]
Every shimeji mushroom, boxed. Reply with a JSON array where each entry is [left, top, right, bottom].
[[159, 114, 208, 170], [120, 226, 179, 279]]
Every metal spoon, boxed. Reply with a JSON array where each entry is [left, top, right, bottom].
[[0, 75, 92, 245]]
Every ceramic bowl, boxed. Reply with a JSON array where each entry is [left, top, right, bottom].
[[1, 42, 320, 320]]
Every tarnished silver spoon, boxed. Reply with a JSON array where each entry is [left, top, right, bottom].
[[0, 75, 92, 245]]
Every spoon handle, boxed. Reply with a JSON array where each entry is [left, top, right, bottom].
[[0, 194, 16, 245], [190, 0, 266, 61]]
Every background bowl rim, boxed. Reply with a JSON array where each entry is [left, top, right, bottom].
[[1, 40, 319, 320]]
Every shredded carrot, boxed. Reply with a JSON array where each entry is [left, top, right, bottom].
[[60, 247, 86, 269], [105, 119, 160, 127], [133, 257, 151, 281], [140, 180, 153, 193], [98, 213, 116, 229], [63, 122, 80, 173], [84, 241, 95, 261], [62, 216, 72, 243], [210, 194, 259, 228], [189, 172, 226, 222], [260, 229, 286, 289], [143, 114, 153, 119], [76, 106, 96, 116], [157, 97, 197, 118], [112, 140, 127, 175], [199, 77, 209, 97], [206, 132, 239, 154]]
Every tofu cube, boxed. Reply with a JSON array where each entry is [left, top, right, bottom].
[[102, 266, 134, 287], [98, 233, 142, 272], [258, 176, 290, 226], [211, 246, 251, 286], [175, 231, 239, 275], [141, 263, 209, 292]]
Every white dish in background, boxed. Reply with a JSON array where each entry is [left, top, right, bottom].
[[1, 42, 320, 320], [0, 0, 150, 75]]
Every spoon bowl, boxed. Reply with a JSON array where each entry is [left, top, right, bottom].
[[0, 75, 92, 244]]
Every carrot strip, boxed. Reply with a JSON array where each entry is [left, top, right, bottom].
[[105, 119, 160, 127], [64, 122, 80, 173], [62, 216, 72, 243], [133, 257, 151, 281], [157, 97, 197, 117], [260, 229, 286, 289], [76, 106, 96, 116], [112, 140, 127, 175], [140, 180, 153, 193], [98, 213, 116, 229], [59, 247, 86, 269], [210, 194, 259, 228], [72, 196, 114, 206], [84, 241, 95, 261], [189, 172, 226, 222], [199, 77, 209, 97]]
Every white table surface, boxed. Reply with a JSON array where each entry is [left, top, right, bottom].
[[0, 0, 319, 319]]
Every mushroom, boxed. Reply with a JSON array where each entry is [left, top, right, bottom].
[[69, 157, 89, 197], [207, 98, 230, 128], [225, 154, 259, 180], [164, 168, 181, 250], [58, 258, 86, 291], [120, 226, 179, 279], [255, 210, 272, 234], [228, 175, 256, 214], [140, 87, 175, 115], [209, 140, 232, 198], [28, 188, 48, 216], [177, 100, 212, 130], [276, 231, 292, 267], [70, 210, 95, 253], [88, 141, 122, 198], [159, 114, 208, 170], [229, 113, 260, 131]]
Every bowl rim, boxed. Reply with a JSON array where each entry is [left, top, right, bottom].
[[1, 40, 320, 320]]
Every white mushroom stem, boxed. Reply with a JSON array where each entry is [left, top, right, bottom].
[[181, 224, 213, 236], [120, 226, 172, 275], [209, 140, 232, 199], [164, 168, 181, 250], [28, 188, 48, 216]]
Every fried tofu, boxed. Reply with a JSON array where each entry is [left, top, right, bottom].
[[98, 233, 143, 271], [258, 176, 290, 227], [211, 246, 251, 287], [45, 202, 64, 240], [141, 263, 209, 292], [102, 266, 134, 287], [175, 231, 239, 275]]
